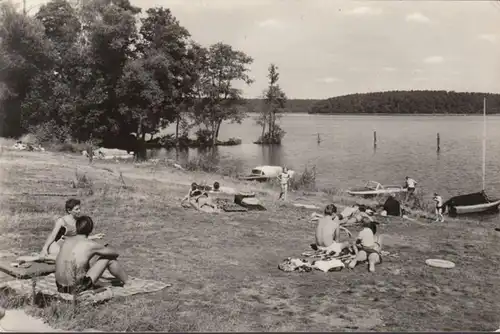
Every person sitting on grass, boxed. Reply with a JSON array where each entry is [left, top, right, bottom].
[[181, 182, 219, 213], [55, 215, 128, 295], [343, 204, 374, 225], [40, 199, 104, 258], [348, 221, 383, 272], [311, 204, 352, 255]]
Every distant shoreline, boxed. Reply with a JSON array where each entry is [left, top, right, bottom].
[[305, 112, 500, 116], [246, 112, 500, 116]]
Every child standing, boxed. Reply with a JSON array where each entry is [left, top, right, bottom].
[[277, 167, 291, 201], [433, 192, 444, 222]]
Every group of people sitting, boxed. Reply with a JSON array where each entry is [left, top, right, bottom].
[[181, 182, 221, 213], [40, 199, 128, 294], [311, 204, 383, 272]]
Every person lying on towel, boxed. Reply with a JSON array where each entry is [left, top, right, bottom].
[[55, 216, 128, 294], [342, 205, 374, 225], [40, 199, 104, 258], [181, 183, 219, 213], [311, 204, 352, 255], [348, 221, 383, 273]]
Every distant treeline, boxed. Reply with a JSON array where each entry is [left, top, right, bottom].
[[308, 91, 500, 115], [244, 99, 320, 113]]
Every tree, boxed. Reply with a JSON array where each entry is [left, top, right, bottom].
[[19, 0, 84, 140], [0, 1, 56, 137], [74, 0, 141, 147], [138, 7, 196, 144], [194, 42, 253, 146], [115, 54, 166, 159], [256, 63, 287, 144]]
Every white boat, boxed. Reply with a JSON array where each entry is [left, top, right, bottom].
[[239, 166, 295, 182], [445, 98, 500, 216], [347, 181, 407, 197]]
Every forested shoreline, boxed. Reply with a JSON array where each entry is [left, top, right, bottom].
[[308, 91, 500, 115]]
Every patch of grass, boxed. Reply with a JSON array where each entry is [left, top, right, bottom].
[[1, 149, 500, 332], [184, 153, 243, 178]]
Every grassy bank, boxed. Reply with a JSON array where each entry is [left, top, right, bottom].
[[0, 145, 499, 331]]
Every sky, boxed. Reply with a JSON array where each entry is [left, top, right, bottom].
[[25, 0, 500, 99]]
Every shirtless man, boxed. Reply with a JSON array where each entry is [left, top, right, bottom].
[[313, 204, 352, 254], [55, 216, 128, 294]]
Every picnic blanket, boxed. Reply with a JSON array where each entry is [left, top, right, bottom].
[[214, 198, 248, 212], [0, 273, 172, 304], [277, 248, 398, 273], [278, 247, 356, 273], [0, 258, 55, 279]]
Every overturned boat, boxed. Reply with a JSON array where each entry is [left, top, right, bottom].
[[347, 181, 407, 197], [444, 191, 500, 216]]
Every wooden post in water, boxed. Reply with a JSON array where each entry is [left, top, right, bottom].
[[373, 131, 377, 148], [436, 133, 440, 152]]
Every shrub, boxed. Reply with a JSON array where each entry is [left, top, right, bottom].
[[184, 152, 243, 177], [289, 165, 317, 191], [195, 129, 213, 146], [217, 138, 242, 146], [27, 122, 71, 145]]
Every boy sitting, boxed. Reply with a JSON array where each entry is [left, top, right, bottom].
[[55, 216, 128, 294]]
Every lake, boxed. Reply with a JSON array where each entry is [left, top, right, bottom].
[[155, 113, 500, 204]]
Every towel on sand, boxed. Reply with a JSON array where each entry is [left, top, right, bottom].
[[0, 273, 171, 304], [278, 257, 345, 273], [0, 258, 55, 279]]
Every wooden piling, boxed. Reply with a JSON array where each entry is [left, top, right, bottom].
[[373, 131, 377, 147], [437, 133, 440, 152]]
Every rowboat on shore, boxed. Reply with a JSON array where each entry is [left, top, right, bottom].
[[444, 191, 500, 216], [239, 166, 295, 182], [445, 98, 500, 216], [347, 181, 407, 197]]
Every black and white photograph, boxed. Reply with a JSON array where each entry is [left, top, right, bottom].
[[0, 0, 499, 331]]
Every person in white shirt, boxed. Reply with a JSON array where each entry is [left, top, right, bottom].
[[404, 176, 417, 201], [348, 221, 382, 272], [277, 167, 291, 201], [433, 192, 444, 222]]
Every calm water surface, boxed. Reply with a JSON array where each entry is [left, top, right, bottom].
[[155, 114, 500, 203]]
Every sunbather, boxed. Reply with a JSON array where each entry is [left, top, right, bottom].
[[313, 204, 351, 255], [348, 221, 383, 272], [343, 205, 374, 225], [181, 183, 219, 213], [40, 199, 103, 258], [55, 215, 128, 294]]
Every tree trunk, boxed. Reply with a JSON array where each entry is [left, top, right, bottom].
[[260, 115, 266, 140], [267, 110, 272, 141], [175, 115, 180, 147], [135, 117, 147, 161], [211, 121, 217, 147], [214, 119, 223, 145]]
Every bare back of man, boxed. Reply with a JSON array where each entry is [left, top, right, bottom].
[[55, 216, 128, 294], [315, 215, 339, 248]]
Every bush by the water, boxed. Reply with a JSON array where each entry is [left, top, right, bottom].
[[151, 133, 241, 149], [289, 165, 316, 191], [184, 153, 243, 177]]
